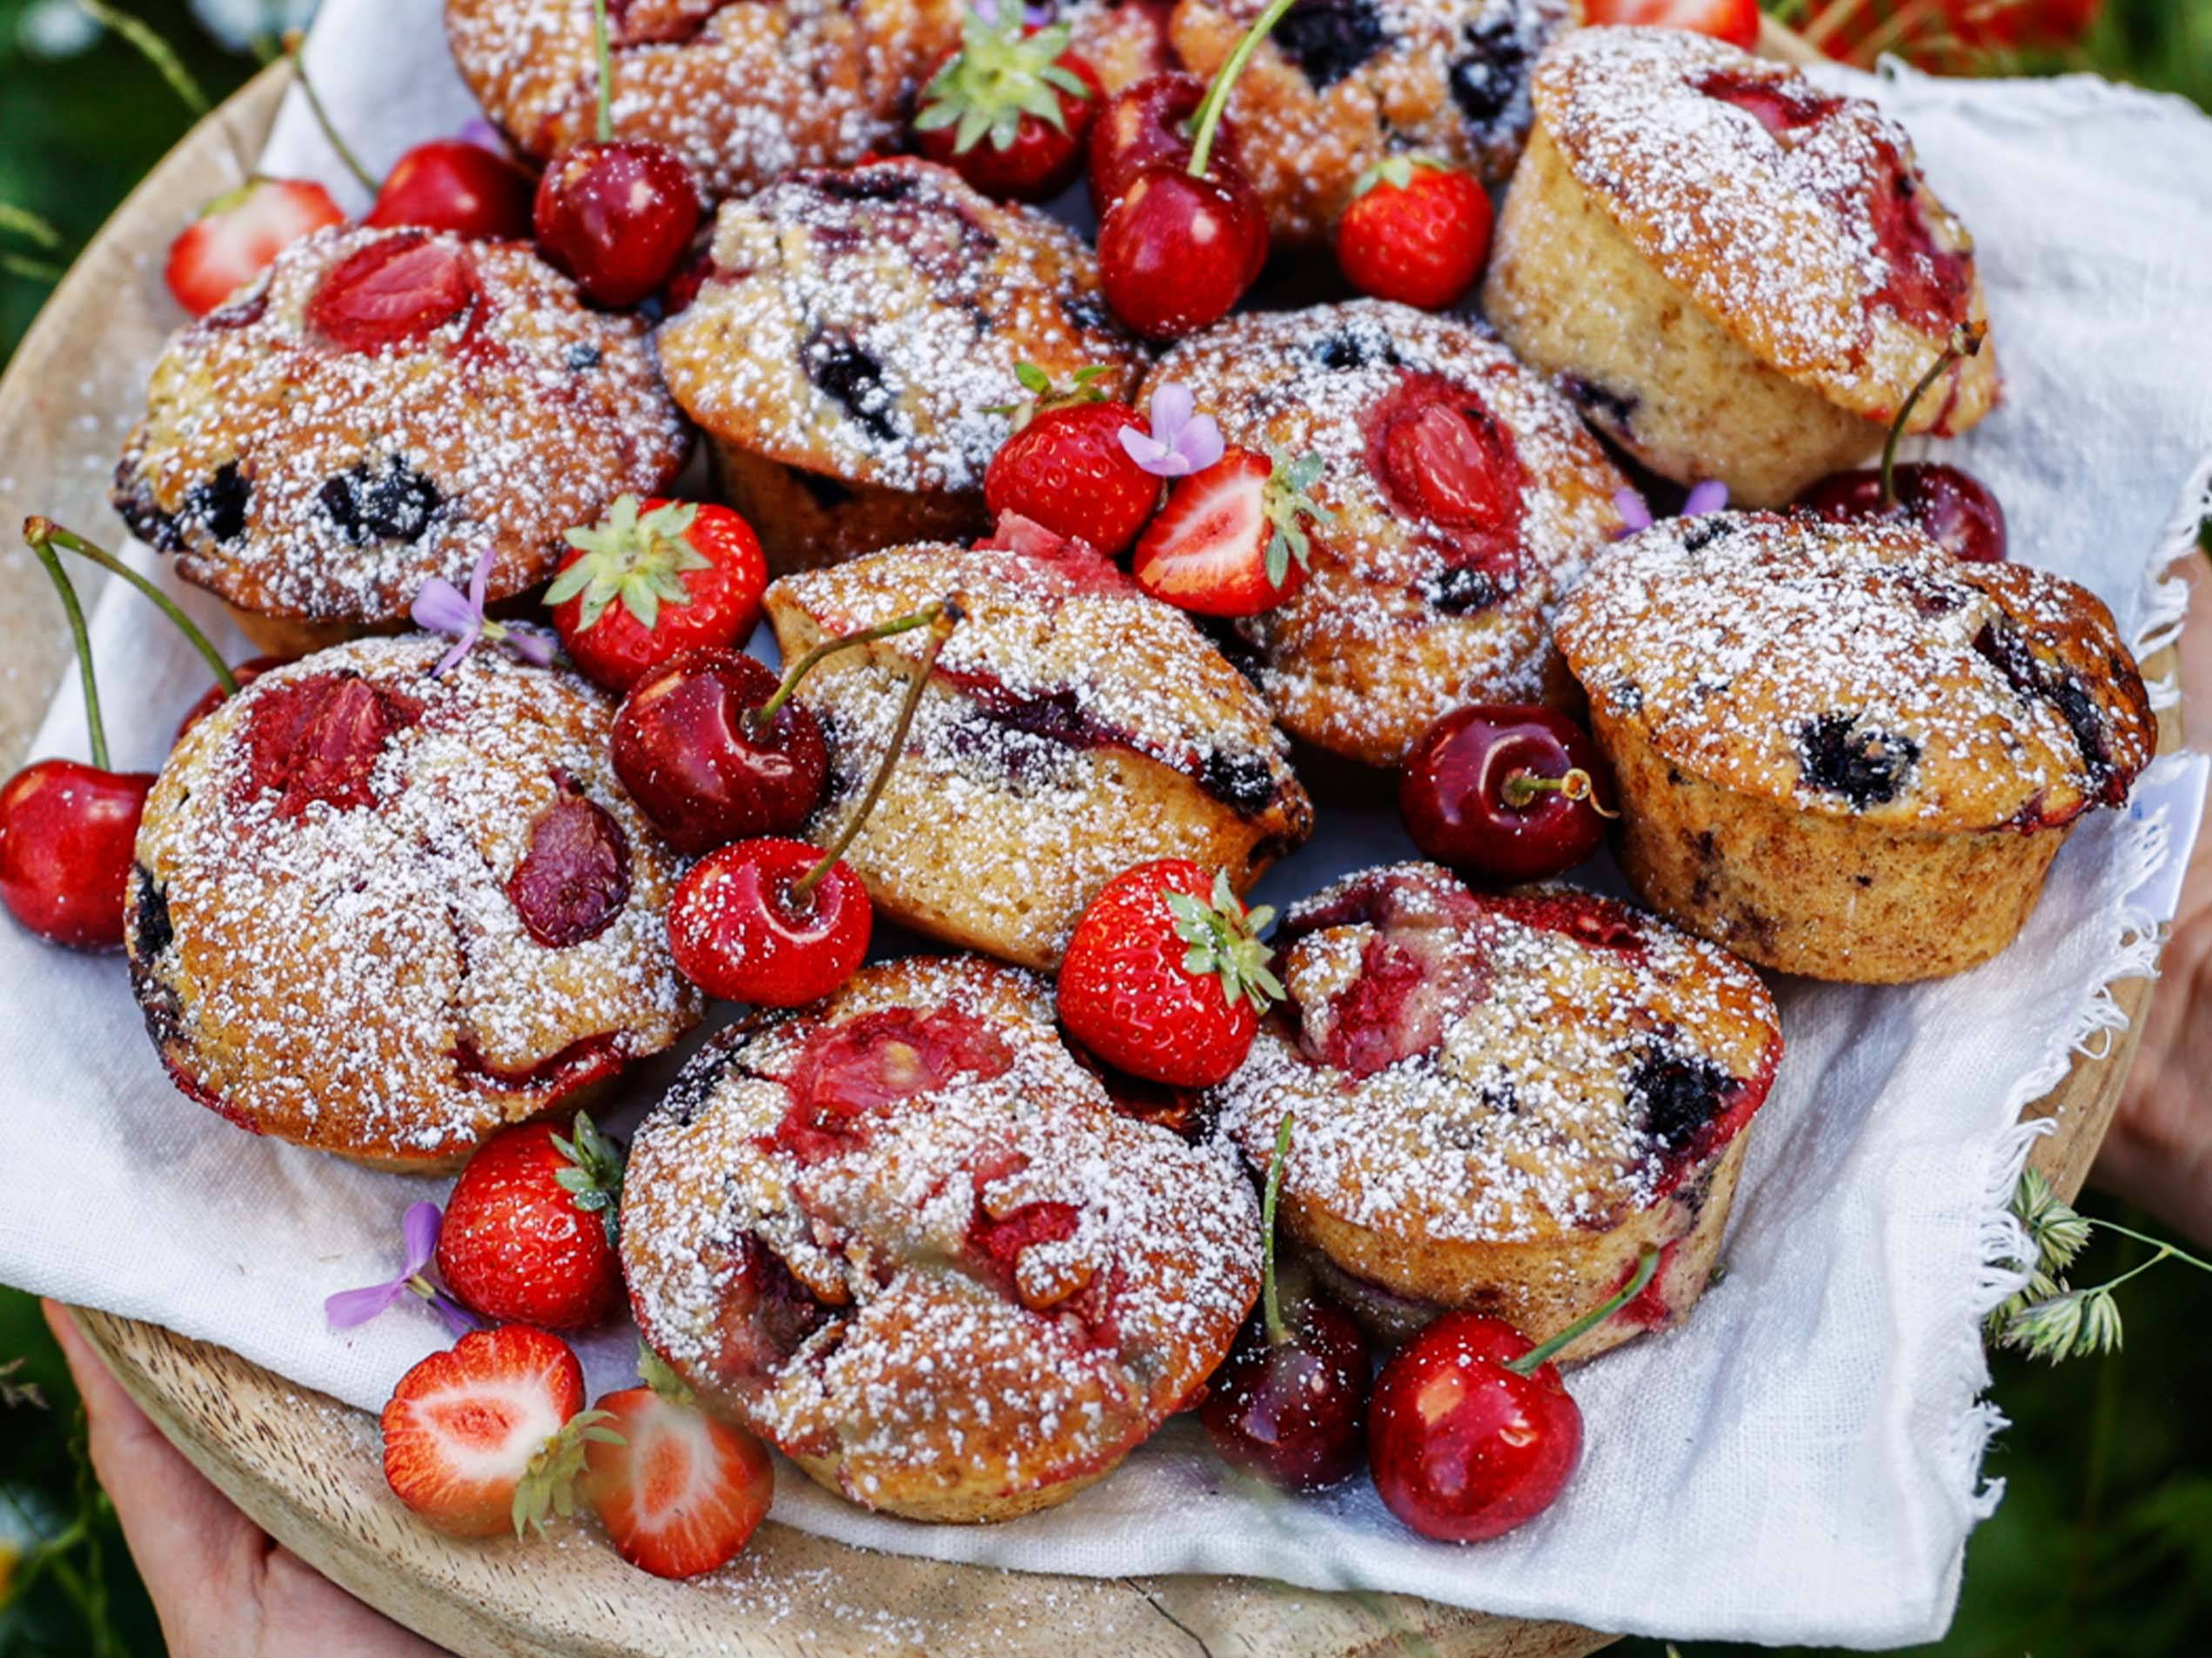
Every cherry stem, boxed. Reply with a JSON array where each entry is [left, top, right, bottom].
[[23, 523, 107, 771], [283, 31, 379, 195], [1186, 0, 1299, 178], [1507, 1246, 1659, 1376], [1501, 766, 1616, 818], [751, 604, 946, 734], [28, 520, 238, 698], [791, 600, 962, 902], [1261, 1111, 1294, 1346], [1880, 320, 1983, 512], [590, 0, 614, 145]]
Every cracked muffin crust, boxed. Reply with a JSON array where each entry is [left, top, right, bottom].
[[111, 226, 687, 654], [1553, 512, 2156, 981], [621, 956, 1262, 1521], [126, 635, 700, 1170], [1138, 301, 1629, 768], [1209, 863, 1781, 1362]]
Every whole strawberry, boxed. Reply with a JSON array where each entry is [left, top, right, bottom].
[[165, 178, 344, 317], [915, 10, 1103, 203], [985, 364, 1160, 555], [1335, 157, 1493, 312], [547, 496, 767, 695], [1058, 860, 1282, 1088], [437, 1114, 626, 1332]]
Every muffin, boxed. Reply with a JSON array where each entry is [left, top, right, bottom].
[[622, 956, 1262, 1521], [1138, 301, 1629, 769], [1482, 26, 2000, 507], [1057, 0, 1176, 88], [762, 526, 1314, 970], [1169, 0, 1575, 245], [656, 160, 1143, 575], [445, 0, 969, 206], [1210, 863, 1781, 1360], [112, 226, 687, 655], [1552, 513, 2156, 982], [127, 635, 700, 1171]]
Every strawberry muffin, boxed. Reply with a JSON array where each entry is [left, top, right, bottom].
[[126, 635, 700, 1171], [1483, 27, 1999, 506], [622, 955, 1261, 1521], [762, 525, 1313, 970], [1138, 300, 1629, 768], [1170, 0, 1575, 245], [112, 226, 687, 655], [444, 0, 969, 205], [1210, 863, 1781, 1360], [1554, 513, 2156, 982], [656, 160, 1143, 574]]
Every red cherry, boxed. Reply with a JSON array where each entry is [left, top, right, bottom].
[[0, 759, 154, 952], [1086, 71, 1243, 218], [1795, 462, 2008, 563], [1398, 705, 1614, 883], [305, 232, 481, 352], [175, 654, 290, 743], [1096, 163, 1267, 341], [1202, 1286, 1370, 1491], [506, 795, 632, 947], [667, 836, 874, 1007], [533, 141, 701, 309], [611, 649, 828, 856], [366, 139, 537, 241]]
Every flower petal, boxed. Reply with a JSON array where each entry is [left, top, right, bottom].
[[499, 627, 557, 668], [401, 1202, 443, 1276], [325, 1279, 406, 1330], [432, 623, 482, 678], [1612, 488, 1653, 536], [1172, 413, 1224, 474], [1148, 380, 1195, 445], [466, 544, 496, 613], [427, 1288, 479, 1338], [411, 576, 477, 638], [1120, 424, 1176, 473], [1683, 480, 1732, 517]]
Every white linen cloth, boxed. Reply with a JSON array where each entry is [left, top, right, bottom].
[[2, 3, 2209, 1643]]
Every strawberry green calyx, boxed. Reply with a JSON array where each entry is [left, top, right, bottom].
[[985, 361, 1116, 430], [551, 495, 712, 632], [1260, 449, 1332, 589], [510, 1406, 624, 1539], [550, 1111, 624, 1248], [1351, 154, 1445, 198], [1167, 869, 1284, 1013], [916, 12, 1091, 156], [637, 1345, 698, 1406]]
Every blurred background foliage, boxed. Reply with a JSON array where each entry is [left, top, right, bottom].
[[2, 0, 2208, 1652]]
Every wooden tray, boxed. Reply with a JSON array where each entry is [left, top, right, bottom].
[[0, 22, 2183, 1657]]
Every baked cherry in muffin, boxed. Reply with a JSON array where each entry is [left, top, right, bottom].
[[621, 956, 1262, 1521], [1483, 27, 2000, 506], [1209, 862, 1781, 1359], [445, 0, 969, 206], [1169, 0, 1575, 245], [112, 226, 687, 655], [127, 636, 700, 1170], [656, 160, 1143, 575], [1552, 512, 2156, 982], [761, 527, 1313, 970], [1137, 300, 1629, 768]]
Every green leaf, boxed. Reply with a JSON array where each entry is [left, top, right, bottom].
[[543, 559, 596, 606]]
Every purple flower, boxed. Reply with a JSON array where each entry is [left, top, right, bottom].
[[325, 1203, 477, 1338], [1120, 383, 1225, 480], [456, 117, 507, 156], [1682, 480, 1731, 517], [412, 546, 556, 676], [1613, 487, 1654, 535], [1612, 480, 1730, 540]]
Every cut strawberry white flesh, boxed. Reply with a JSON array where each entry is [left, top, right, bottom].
[[164, 178, 345, 318]]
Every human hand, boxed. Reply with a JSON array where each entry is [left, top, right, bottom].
[[42, 1301, 447, 1658]]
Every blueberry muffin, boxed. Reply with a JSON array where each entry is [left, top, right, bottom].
[[1138, 301, 1629, 768], [657, 159, 1143, 575], [1210, 863, 1781, 1361], [762, 527, 1313, 969], [1056, 0, 1176, 88], [1552, 513, 2156, 982], [445, 0, 969, 206], [1169, 0, 1576, 245], [1483, 26, 1999, 507], [127, 635, 700, 1171], [622, 955, 1261, 1521], [113, 226, 687, 656]]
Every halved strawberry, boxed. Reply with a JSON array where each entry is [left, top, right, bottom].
[[380, 1325, 613, 1538], [1129, 446, 1330, 618], [164, 178, 344, 318], [583, 1378, 774, 1579], [306, 232, 481, 352], [1583, 0, 1761, 49]]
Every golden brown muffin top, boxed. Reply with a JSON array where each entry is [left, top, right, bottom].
[[656, 160, 1141, 493], [1210, 863, 1781, 1246], [622, 956, 1261, 1499], [1553, 513, 2156, 831], [129, 635, 699, 1163], [1531, 26, 1998, 428], [113, 226, 687, 627]]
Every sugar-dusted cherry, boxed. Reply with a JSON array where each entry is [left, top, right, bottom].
[[1087, 70, 1243, 218], [1398, 705, 1615, 883]]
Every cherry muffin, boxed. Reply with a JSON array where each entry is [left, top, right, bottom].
[[1483, 27, 1999, 506], [1553, 513, 2156, 982], [622, 955, 1261, 1521], [112, 226, 687, 656], [127, 635, 700, 1171], [1138, 300, 1629, 768], [656, 160, 1143, 575], [1169, 0, 1575, 245], [445, 0, 968, 205], [1210, 862, 1781, 1360], [762, 525, 1313, 969]]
